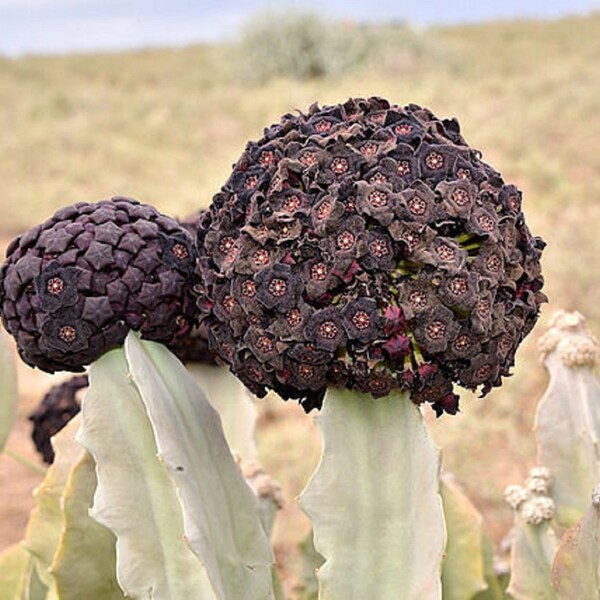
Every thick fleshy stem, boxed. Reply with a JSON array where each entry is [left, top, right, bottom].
[[300, 388, 446, 599]]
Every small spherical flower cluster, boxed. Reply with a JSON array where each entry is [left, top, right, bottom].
[[0, 197, 198, 372], [520, 496, 555, 525], [29, 374, 88, 463], [197, 97, 546, 413]]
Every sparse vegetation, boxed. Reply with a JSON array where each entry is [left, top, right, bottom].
[[237, 10, 375, 82]]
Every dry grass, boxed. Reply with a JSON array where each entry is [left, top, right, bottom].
[[1, 13, 599, 593]]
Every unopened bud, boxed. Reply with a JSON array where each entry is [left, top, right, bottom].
[[504, 484, 530, 510]]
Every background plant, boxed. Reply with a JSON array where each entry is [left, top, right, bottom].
[[236, 10, 376, 83]]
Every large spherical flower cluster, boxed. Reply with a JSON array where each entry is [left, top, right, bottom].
[[0, 197, 198, 372], [197, 97, 546, 414]]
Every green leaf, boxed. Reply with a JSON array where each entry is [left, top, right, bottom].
[[441, 474, 488, 599], [188, 364, 258, 460], [506, 518, 558, 600], [0, 544, 29, 600], [0, 329, 18, 453], [50, 450, 126, 600], [77, 347, 216, 600], [300, 388, 446, 600], [551, 503, 600, 598], [534, 312, 600, 527], [22, 414, 83, 589], [124, 333, 276, 600]]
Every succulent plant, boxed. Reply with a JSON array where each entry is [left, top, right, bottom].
[[29, 319, 220, 465], [0, 197, 198, 372], [197, 97, 546, 413]]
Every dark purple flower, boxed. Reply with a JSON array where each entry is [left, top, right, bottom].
[[35, 261, 80, 313], [360, 230, 395, 271], [397, 273, 439, 320], [412, 305, 461, 355], [397, 181, 443, 225], [304, 307, 347, 353], [438, 271, 480, 311], [355, 182, 397, 226], [255, 263, 301, 312], [436, 179, 477, 218], [342, 297, 381, 343]]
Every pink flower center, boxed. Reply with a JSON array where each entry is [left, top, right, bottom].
[[252, 249, 269, 267], [368, 190, 389, 208], [286, 309, 302, 327], [407, 197, 427, 216], [409, 291, 428, 309], [59, 325, 77, 343], [397, 161, 411, 176], [337, 231, 356, 251], [425, 152, 444, 170], [319, 321, 338, 339], [370, 239, 390, 258], [171, 244, 188, 260], [268, 278, 287, 298], [256, 336, 274, 353], [451, 189, 470, 206], [283, 195, 300, 213], [395, 123, 413, 135], [426, 321, 447, 340], [258, 150, 276, 167], [454, 335, 472, 351], [310, 263, 328, 281], [47, 277, 64, 296], [298, 364, 315, 379], [245, 174, 259, 189], [361, 142, 378, 157], [331, 157, 349, 175], [222, 295, 236, 313], [241, 280, 256, 297], [300, 152, 317, 167], [315, 120, 332, 133], [352, 311, 371, 330], [448, 277, 468, 296], [436, 244, 456, 261], [219, 236, 235, 253], [477, 214, 496, 232]]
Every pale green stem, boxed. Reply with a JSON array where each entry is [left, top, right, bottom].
[[300, 388, 446, 599]]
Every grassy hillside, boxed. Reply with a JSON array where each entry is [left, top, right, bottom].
[[0, 13, 599, 591]]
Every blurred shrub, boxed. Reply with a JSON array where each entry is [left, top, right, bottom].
[[237, 10, 375, 82]]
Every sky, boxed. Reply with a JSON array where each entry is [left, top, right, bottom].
[[1, 0, 598, 56]]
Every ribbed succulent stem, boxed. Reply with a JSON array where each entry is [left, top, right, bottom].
[[187, 363, 258, 460], [535, 311, 600, 527], [300, 388, 446, 599]]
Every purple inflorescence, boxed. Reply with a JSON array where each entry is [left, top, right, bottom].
[[197, 97, 546, 414], [0, 197, 198, 372]]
